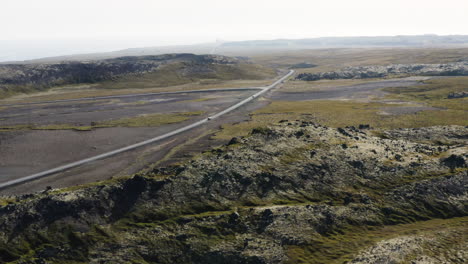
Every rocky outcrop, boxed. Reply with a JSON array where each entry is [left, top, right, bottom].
[[382, 125, 468, 145], [351, 232, 467, 264], [0, 54, 259, 97], [296, 62, 468, 81], [0, 122, 466, 263], [448, 91, 468, 99]]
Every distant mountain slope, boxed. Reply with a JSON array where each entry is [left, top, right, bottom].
[[9, 35, 468, 64], [6, 35, 468, 64], [12, 43, 220, 64], [0, 54, 276, 99], [219, 35, 468, 51]]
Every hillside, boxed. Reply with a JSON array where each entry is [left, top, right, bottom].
[[0, 54, 276, 99], [219, 35, 468, 53], [7, 35, 468, 64], [0, 122, 466, 263]]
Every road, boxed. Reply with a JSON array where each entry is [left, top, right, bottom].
[[0, 70, 294, 190]]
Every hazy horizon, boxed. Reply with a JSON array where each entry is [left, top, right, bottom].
[[2, 0, 467, 61]]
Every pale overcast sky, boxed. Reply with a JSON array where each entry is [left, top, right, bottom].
[[1, 0, 467, 61]]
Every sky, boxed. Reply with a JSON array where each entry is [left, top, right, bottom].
[[1, 0, 468, 61]]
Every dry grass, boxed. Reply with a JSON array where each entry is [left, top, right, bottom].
[[0, 62, 276, 103], [0, 197, 17, 206], [0, 78, 272, 105], [215, 72, 468, 140], [101, 111, 203, 128], [0, 111, 204, 132], [282, 79, 384, 93], [92, 63, 276, 90], [250, 47, 468, 74], [179, 97, 214, 103], [286, 216, 468, 264], [213, 113, 297, 140], [214, 100, 468, 140], [384, 76, 468, 111]]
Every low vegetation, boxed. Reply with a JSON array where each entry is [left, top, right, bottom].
[[215, 75, 467, 140], [286, 216, 467, 264], [0, 78, 271, 104], [280, 78, 382, 93], [214, 100, 467, 140], [251, 48, 468, 74], [93, 62, 276, 90], [0, 49, 467, 263], [0, 111, 204, 132], [383, 76, 468, 110], [0, 122, 466, 263], [0, 54, 276, 100]]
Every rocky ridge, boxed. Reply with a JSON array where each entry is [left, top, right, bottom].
[[0, 122, 466, 263], [0, 54, 260, 97], [296, 62, 468, 81]]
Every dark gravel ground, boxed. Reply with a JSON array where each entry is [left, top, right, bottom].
[[0, 91, 254, 126], [0, 90, 258, 194]]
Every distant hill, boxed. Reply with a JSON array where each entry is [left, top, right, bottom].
[[219, 35, 468, 51], [8, 35, 468, 64], [0, 54, 276, 99]]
